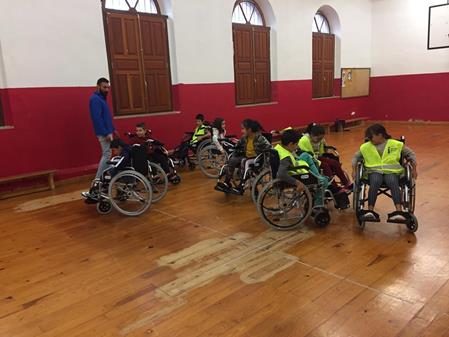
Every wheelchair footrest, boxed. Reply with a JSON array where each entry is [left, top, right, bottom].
[[386, 211, 411, 224], [357, 210, 381, 223]]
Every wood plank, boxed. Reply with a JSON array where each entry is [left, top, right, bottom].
[[0, 121, 448, 337]]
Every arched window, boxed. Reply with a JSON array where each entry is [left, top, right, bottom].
[[312, 12, 331, 34], [232, 1, 264, 26], [232, 0, 271, 105], [312, 11, 335, 98], [102, 0, 173, 115], [105, 0, 159, 14]]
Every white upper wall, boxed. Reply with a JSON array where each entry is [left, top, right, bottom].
[[0, 0, 371, 87], [371, 0, 449, 77], [0, 0, 109, 88]]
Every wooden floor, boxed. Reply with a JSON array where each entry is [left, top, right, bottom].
[[2, 121, 449, 337]]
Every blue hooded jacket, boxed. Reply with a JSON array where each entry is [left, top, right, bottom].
[[89, 92, 115, 137]]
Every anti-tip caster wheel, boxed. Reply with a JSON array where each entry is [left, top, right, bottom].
[[97, 200, 112, 215], [407, 214, 418, 233], [314, 210, 331, 228]]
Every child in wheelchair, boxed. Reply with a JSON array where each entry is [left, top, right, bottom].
[[279, 130, 349, 210], [172, 114, 211, 169], [257, 129, 344, 230], [215, 119, 271, 195], [82, 139, 153, 216], [126, 122, 180, 184], [352, 124, 418, 224], [299, 123, 352, 193], [82, 139, 144, 203]]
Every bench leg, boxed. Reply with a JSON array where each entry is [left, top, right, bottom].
[[48, 173, 55, 190]]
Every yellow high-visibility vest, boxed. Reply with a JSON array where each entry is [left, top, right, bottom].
[[360, 139, 404, 174], [275, 144, 309, 175], [298, 135, 324, 166], [190, 125, 207, 144]]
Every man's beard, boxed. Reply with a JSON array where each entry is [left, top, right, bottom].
[[100, 90, 108, 98]]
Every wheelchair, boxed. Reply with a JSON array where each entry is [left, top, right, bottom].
[[256, 153, 340, 231], [215, 150, 273, 197], [82, 147, 153, 216], [353, 158, 417, 232], [214, 133, 274, 197], [125, 132, 181, 188], [171, 125, 212, 170], [198, 137, 238, 178]]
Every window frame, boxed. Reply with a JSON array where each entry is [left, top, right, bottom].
[[104, 0, 161, 15], [101, 0, 174, 116], [232, 0, 266, 27], [313, 12, 331, 34]]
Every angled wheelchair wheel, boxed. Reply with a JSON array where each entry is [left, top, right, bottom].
[[257, 179, 313, 231], [198, 144, 228, 178], [251, 168, 272, 204], [197, 139, 212, 154], [147, 162, 168, 203], [353, 162, 365, 212], [407, 214, 418, 233], [96, 200, 112, 215], [404, 175, 416, 214], [108, 170, 153, 217]]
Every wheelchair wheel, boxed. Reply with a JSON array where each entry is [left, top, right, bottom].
[[403, 173, 416, 214], [353, 163, 365, 212], [96, 200, 112, 215], [251, 168, 272, 204], [197, 139, 212, 154], [407, 214, 418, 233], [314, 209, 331, 228], [198, 144, 228, 178], [147, 162, 168, 203], [257, 179, 313, 231], [108, 170, 153, 217]]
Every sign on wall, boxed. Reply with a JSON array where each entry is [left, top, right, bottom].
[[428, 3, 449, 50]]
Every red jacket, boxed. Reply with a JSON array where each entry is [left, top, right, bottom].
[[127, 130, 154, 154]]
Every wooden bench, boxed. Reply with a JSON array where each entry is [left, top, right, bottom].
[[0, 170, 56, 200], [282, 122, 333, 136], [343, 117, 370, 130]]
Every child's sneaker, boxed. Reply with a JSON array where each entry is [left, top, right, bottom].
[[215, 182, 231, 193]]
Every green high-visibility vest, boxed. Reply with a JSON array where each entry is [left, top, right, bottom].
[[190, 125, 207, 144], [298, 135, 324, 165], [360, 139, 404, 174], [275, 144, 309, 175]]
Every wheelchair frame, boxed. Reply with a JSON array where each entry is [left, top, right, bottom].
[[256, 169, 338, 230], [352, 161, 418, 232]]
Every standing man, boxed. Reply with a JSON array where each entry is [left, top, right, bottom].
[[82, 78, 115, 201], [90, 77, 115, 179]]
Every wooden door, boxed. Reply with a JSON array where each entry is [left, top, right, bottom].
[[139, 15, 172, 112], [253, 26, 271, 103], [322, 34, 335, 97], [233, 24, 271, 105], [233, 24, 255, 105], [312, 32, 335, 98], [106, 12, 146, 115]]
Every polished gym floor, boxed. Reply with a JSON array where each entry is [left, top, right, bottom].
[[1, 122, 449, 337]]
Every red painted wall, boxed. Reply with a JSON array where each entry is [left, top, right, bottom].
[[370, 72, 449, 121], [0, 79, 370, 180]]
